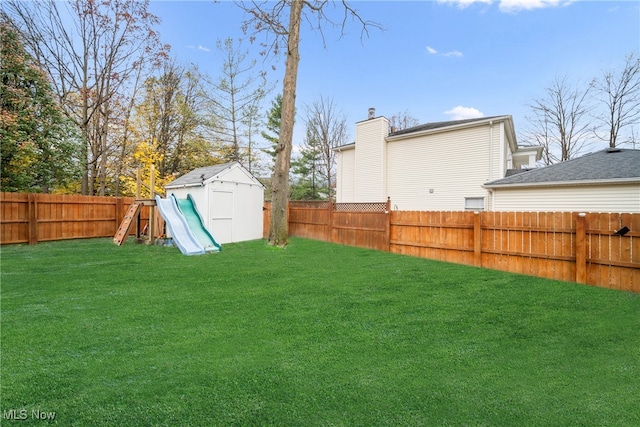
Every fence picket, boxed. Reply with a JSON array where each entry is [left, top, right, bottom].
[[1, 193, 638, 291], [1, 192, 148, 244], [263, 201, 640, 292]]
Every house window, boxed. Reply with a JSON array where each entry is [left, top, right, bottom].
[[465, 197, 485, 211]]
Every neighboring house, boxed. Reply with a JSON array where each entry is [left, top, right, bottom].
[[334, 109, 541, 211], [483, 148, 640, 212], [165, 162, 265, 243]]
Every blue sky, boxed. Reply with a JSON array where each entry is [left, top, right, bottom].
[[149, 0, 639, 147]]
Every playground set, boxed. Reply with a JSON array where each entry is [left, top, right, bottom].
[[113, 166, 221, 255]]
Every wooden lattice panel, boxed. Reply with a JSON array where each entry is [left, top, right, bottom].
[[333, 202, 387, 213]]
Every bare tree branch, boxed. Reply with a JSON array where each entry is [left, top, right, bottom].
[[5, 0, 166, 195], [232, 0, 381, 246], [592, 51, 640, 148], [526, 76, 594, 164]]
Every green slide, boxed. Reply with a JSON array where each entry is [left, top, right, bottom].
[[173, 194, 222, 252]]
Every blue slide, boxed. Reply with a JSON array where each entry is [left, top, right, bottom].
[[174, 194, 221, 253], [155, 195, 205, 255]]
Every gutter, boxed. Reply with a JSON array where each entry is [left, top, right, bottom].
[[334, 143, 356, 152], [165, 182, 203, 190], [483, 177, 640, 189]]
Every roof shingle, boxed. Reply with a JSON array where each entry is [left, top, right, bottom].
[[165, 162, 235, 188], [389, 115, 506, 136], [484, 148, 640, 187]]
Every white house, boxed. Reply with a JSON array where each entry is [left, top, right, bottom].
[[483, 148, 640, 212], [335, 109, 542, 211], [165, 162, 265, 244]]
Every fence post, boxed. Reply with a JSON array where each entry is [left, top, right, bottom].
[[148, 165, 155, 244], [328, 198, 334, 243], [575, 213, 587, 284], [474, 211, 482, 267], [286, 201, 290, 237], [385, 197, 391, 252], [28, 193, 38, 245]]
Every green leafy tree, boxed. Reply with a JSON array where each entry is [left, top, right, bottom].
[[261, 94, 283, 165], [290, 128, 325, 200], [0, 20, 78, 193], [126, 62, 220, 191]]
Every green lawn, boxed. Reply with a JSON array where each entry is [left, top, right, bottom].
[[1, 238, 639, 426]]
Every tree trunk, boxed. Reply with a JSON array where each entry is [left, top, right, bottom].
[[269, 0, 302, 246]]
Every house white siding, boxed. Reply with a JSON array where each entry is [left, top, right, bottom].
[[336, 147, 356, 202], [386, 125, 494, 211], [491, 184, 640, 212], [354, 117, 388, 201], [486, 121, 505, 183], [334, 115, 541, 211]]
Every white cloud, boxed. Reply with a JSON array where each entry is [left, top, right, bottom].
[[437, 0, 573, 12], [498, 0, 573, 12], [186, 44, 211, 52], [444, 106, 484, 120], [426, 45, 463, 58], [443, 50, 463, 58], [437, 0, 492, 9]]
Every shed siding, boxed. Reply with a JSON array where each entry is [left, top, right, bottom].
[[492, 184, 640, 212], [164, 163, 264, 243], [207, 179, 264, 242], [355, 117, 388, 201], [386, 125, 493, 211], [169, 187, 207, 215]]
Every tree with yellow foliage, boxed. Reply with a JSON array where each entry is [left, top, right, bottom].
[[119, 140, 171, 198]]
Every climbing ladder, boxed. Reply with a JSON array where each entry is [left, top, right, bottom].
[[113, 202, 142, 245]]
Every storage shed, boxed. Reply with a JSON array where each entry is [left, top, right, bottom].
[[164, 162, 265, 244]]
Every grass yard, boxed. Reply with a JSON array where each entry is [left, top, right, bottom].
[[1, 237, 639, 426]]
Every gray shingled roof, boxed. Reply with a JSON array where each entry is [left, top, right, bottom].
[[389, 115, 506, 137], [165, 162, 236, 188], [334, 116, 509, 151], [484, 148, 640, 188]]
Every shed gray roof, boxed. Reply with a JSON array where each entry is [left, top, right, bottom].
[[165, 162, 237, 188], [484, 148, 640, 188]]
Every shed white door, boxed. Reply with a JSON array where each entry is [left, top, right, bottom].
[[210, 190, 233, 243]]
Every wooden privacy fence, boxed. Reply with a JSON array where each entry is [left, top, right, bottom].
[[2, 193, 638, 291], [0, 192, 151, 245], [264, 199, 391, 251], [264, 201, 639, 292]]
